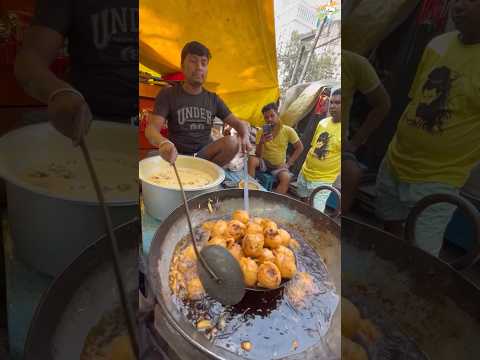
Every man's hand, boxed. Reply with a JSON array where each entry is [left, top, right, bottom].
[[260, 133, 273, 143], [239, 134, 252, 154], [278, 162, 291, 171], [159, 141, 178, 164], [47, 92, 92, 145]]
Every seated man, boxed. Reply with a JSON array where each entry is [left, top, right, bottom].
[[297, 89, 341, 211], [375, 0, 480, 256], [342, 49, 391, 213], [145, 41, 251, 165], [248, 103, 304, 194]]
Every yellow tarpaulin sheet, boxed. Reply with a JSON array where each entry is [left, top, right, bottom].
[[139, 0, 280, 126]]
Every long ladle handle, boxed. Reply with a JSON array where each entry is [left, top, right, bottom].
[[243, 154, 249, 212], [172, 163, 221, 282], [79, 140, 139, 358]]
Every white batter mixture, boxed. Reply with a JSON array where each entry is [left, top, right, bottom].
[[21, 152, 138, 200], [149, 167, 214, 188]]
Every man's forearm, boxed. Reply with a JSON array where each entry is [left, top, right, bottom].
[[15, 49, 71, 104], [225, 116, 249, 138], [256, 142, 265, 158], [288, 147, 303, 166], [235, 120, 249, 138], [351, 105, 389, 148], [145, 122, 169, 146]]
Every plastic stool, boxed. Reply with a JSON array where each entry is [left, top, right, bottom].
[[256, 172, 275, 191], [445, 206, 478, 251], [326, 192, 338, 210]]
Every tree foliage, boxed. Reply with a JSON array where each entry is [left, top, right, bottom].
[[277, 30, 339, 98]]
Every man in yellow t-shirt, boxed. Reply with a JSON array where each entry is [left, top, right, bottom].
[[248, 103, 304, 194], [342, 49, 391, 213], [375, 0, 480, 256], [297, 89, 341, 210]]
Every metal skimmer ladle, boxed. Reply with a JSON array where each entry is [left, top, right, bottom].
[[243, 153, 249, 212], [172, 163, 245, 305], [79, 140, 139, 359]]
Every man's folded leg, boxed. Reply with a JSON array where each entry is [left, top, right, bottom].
[[196, 136, 239, 166]]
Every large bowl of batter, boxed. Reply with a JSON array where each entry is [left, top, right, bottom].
[[0, 121, 138, 276], [139, 155, 225, 221]]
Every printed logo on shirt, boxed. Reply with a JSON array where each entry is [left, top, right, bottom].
[[91, 7, 138, 62], [177, 106, 214, 131], [406, 66, 459, 134], [313, 131, 331, 159]]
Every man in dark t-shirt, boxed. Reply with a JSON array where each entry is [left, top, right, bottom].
[[145, 41, 251, 166], [15, 0, 138, 143]]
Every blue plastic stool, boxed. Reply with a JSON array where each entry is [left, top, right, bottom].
[[255, 172, 275, 191], [444, 197, 479, 251], [325, 192, 338, 210]]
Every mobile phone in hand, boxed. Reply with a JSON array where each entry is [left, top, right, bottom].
[[263, 124, 273, 135]]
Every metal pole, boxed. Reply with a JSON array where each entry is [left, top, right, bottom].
[[298, 16, 328, 84], [287, 45, 305, 88]]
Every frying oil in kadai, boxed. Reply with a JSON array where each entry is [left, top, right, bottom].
[[169, 224, 339, 359]]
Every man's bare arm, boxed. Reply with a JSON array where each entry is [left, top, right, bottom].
[[223, 114, 249, 138], [144, 113, 169, 146], [349, 84, 391, 151], [15, 25, 72, 102], [145, 113, 178, 164], [256, 140, 265, 158], [287, 140, 304, 167], [224, 114, 252, 153]]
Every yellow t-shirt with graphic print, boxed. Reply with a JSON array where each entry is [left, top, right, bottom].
[[387, 32, 480, 187], [256, 125, 300, 166], [342, 49, 381, 140], [301, 117, 341, 183]]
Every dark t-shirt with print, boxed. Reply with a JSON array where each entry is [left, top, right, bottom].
[[33, 0, 138, 120], [154, 85, 232, 155]]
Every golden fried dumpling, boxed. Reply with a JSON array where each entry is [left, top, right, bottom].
[[341, 297, 362, 339], [273, 245, 297, 279], [252, 217, 265, 225], [228, 242, 244, 261], [246, 222, 263, 235], [239, 257, 258, 287], [226, 220, 246, 241], [202, 221, 216, 232], [232, 210, 249, 224], [207, 236, 227, 247], [225, 236, 236, 248], [278, 228, 291, 246], [257, 261, 282, 289], [212, 220, 228, 237], [342, 336, 368, 360], [358, 318, 382, 344], [342, 297, 381, 344], [263, 220, 278, 236], [242, 233, 264, 257], [287, 238, 300, 251], [264, 232, 283, 249], [186, 277, 205, 300], [257, 248, 275, 264]]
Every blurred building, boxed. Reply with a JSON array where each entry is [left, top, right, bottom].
[[274, 0, 322, 46]]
